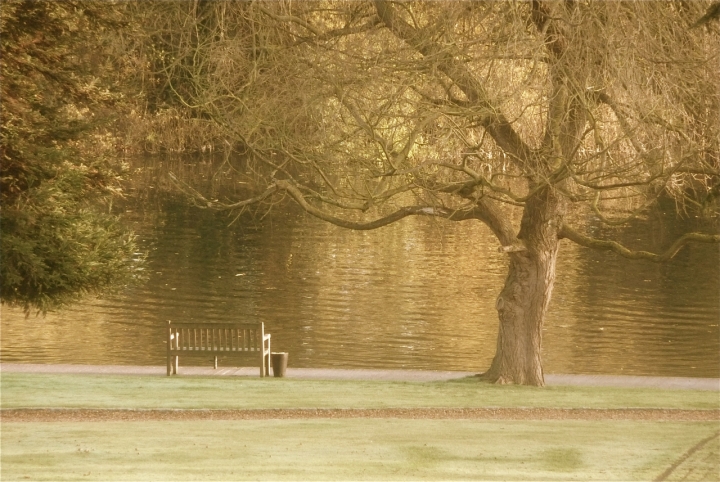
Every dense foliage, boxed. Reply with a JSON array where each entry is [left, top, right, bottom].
[[1, 1, 138, 314]]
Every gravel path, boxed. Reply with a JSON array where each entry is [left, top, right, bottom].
[[4, 407, 719, 422], [2, 363, 719, 390]]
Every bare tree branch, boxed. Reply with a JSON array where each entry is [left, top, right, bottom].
[[373, 0, 534, 169], [691, 2, 720, 29], [168, 172, 278, 210], [559, 224, 720, 262], [275, 180, 486, 230]]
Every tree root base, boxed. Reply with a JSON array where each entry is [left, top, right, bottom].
[[474, 371, 544, 387]]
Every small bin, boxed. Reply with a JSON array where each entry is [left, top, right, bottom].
[[271, 352, 288, 377]]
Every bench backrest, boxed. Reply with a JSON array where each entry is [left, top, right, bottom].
[[167, 322, 266, 352]]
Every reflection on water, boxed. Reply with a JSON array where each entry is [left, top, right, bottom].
[[2, 162, 718, 377]]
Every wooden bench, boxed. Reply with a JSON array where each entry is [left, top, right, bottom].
[[167, 321, 271, 377]]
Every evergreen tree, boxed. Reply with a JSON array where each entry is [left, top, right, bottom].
[[1, 1, 139, 314]]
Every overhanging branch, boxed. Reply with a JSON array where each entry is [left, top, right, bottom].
[[168, 172, 279, 210], [559, 224, 720, 262], [275, 180, 485, 230], [171, 170, 500, 231]]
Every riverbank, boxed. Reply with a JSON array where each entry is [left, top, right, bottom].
[[2, 363, 719, 390]]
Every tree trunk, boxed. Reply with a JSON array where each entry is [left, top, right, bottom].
[[481, 187, 565, 386]]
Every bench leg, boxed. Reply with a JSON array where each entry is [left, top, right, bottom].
[[214, 356, 218, 369], [167, 355, 172, 376], [267, 338, 272, 377], [173, 356, 178, 375]]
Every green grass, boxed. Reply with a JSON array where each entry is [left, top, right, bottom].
[[2, 373, 718, 481], [2, 420, 718, 481], [2, 372, 719, 410]]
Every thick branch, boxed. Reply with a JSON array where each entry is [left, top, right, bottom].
[[276, 180, 487, 230], [691, 2, 720, 29], [172, 170, 517, 237], [530, 1, 566, 58], [373, 0, 533, 168], [559, 224, 720, 262], [473, 198, 518, 247]]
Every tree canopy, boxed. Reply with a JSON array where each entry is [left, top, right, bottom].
[[138, 1, 718, 385], [0, 1, 139, 314]]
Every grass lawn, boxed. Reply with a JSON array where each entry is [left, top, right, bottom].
[[1, 373, 718, 481], [2, 372, 719, 410], [2, 420, 718, 481]]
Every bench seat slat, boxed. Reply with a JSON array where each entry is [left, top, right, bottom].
[[168, 350, 260, 356], [173, 347, 259, 352], [170, 323, 262, 330]]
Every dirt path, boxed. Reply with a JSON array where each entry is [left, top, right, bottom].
[[3, 408, 719, 422]]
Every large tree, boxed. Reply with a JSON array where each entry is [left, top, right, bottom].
[[145, 1, 719, 385], [1, 1, 139, 314]]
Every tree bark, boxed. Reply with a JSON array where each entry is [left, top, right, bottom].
[[481, 186, 565, 386]]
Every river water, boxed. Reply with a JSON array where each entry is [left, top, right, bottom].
[[2, 158, 718, 377]]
